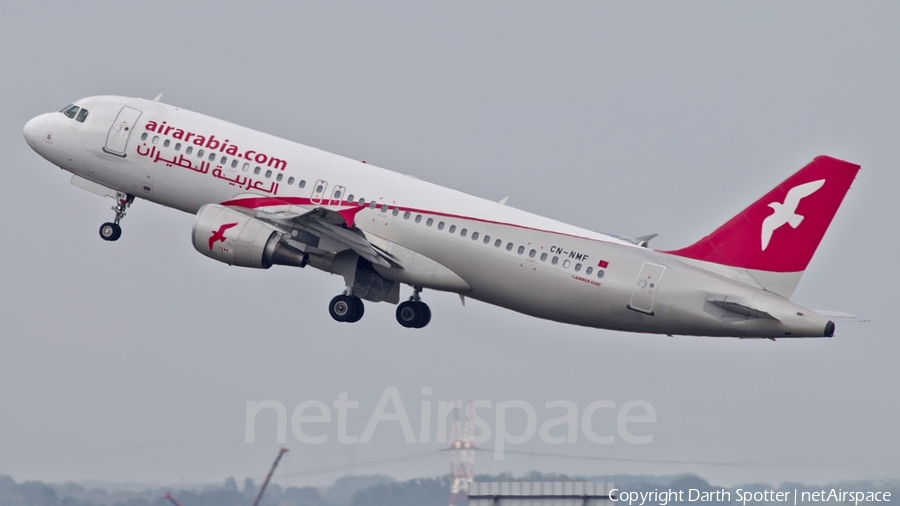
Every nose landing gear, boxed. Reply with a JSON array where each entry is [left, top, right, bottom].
[[99, 192, 133, 242], [396, 288, 431, 329]]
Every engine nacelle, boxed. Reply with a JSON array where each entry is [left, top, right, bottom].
[[192, 204, 308, 269]]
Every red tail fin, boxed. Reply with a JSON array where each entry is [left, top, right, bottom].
[[664, 156, 859, 273]]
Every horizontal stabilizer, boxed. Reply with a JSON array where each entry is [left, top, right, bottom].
[[707, 295, 777, 320], [814, 310, 870, 323]]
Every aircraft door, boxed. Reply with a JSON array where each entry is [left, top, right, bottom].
[[330, 185, 346, 205], [103, 106, 143, 157], [629, 262, 666, 314], [310, 179, 328, 204]]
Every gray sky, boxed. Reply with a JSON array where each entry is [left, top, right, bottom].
[[1, 1, 897, 488]]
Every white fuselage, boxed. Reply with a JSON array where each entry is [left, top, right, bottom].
[[23, 96, 833, 338]]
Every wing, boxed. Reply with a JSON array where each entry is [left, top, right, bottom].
[[783, 178, 825, 208], [223, 195, 399, 268]]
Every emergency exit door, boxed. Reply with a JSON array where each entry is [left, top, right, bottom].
[[629, 262, 666, 314]]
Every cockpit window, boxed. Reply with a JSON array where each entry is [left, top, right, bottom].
[[59, 104, 74, 113], [75, 108, 89, 123], [62, 105, 80, 119]]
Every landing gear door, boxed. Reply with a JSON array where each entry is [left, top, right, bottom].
[[629, 262, 665, 315], [103, 106, 143, 157]]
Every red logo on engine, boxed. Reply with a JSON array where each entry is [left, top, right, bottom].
[[209, 222, 238, 250]]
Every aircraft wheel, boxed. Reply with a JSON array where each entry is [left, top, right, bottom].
[[419, 302, 431, 328], [347, 297, 365, 323], [99, 222, 121, 241], [329, 294, 359, 323], [396, 300, 430, 328]]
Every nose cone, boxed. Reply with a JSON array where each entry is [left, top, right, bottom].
[[23, 114, 44, 146]]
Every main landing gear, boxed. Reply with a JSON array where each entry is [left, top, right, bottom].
[[328, 293, 365, 323], [327, 287, 432, 329], [99, 192, 134, 242], [396, 288, 431, 329]]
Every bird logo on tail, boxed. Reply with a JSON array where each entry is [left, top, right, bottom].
[[760, 179, 825, 250]]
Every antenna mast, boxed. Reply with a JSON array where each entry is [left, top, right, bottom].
[[448, 402, 475, 506]]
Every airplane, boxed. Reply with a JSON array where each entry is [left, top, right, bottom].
[[23, 95, 860, 337]]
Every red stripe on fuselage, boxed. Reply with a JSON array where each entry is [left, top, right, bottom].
[[219, 196, 627, 246]]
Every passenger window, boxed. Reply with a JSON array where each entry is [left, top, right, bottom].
[[404, 212, 411, 220], [347, 194, 354, 201], [552, 256, 559, 265], [426, 218, 433, 226], [254, 167, 261, 175], [276, 173, 283, 182], [494, 239, 501, 247], [197, 149, 205, 158], [163, 139, 170, 148], [288, 177, 295, 185], [265, 170, 272, 178], [381, 205, 388, 213], [75, 109, 89, 122], [334, 190, 342, 199], [460, 228, 467, 237], [517, 246, 525, 255], [242, 162, 249, 171], [141, 132, 148, 141], [299, 180, 306, 188], [529, 249, 536, 258], [359, 198, 366, 205], [209, 153, 216, 162], [437, 221, 444, 230], [63, 105, 79, 119], [483, 235, 490, 244], [231, 159, 238, 168], [540, 252, 548, 261], [369, 201, 377, 209], [471, 231, 479, 241], [575, 263, 582, 272], [449, 225, 456, 233], [220, 156, 227, 164], [152, 136, 159, 145], [175, 143, 181, 151], [415, 214, 422, 223], [597, 270, 605, 279], [563, 259, 571, 268], [506, 242, 513, 251], [586, 266, 593, 275], [393, 208, 400, 217], [186, 146, 194, 155]]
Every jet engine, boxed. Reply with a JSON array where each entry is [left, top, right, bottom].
[[192, 204, 308, 269]]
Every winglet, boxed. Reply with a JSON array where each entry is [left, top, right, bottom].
[[336, 205, 367, 227], [498, 196, 509, 205], [635, 234, 658, 248], [153, 93, 163, 102]]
